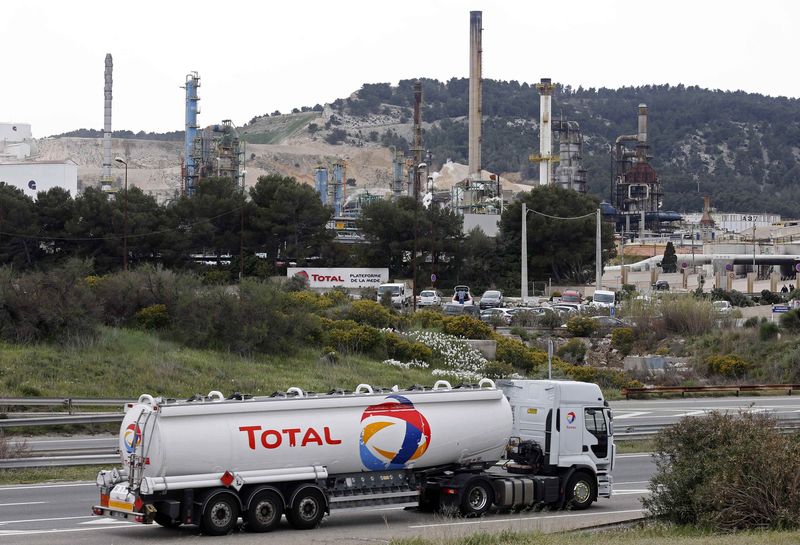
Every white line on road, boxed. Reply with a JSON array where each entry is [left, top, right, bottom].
[[0, 525, 147, 537], [0, 502, 46, 507], [78, 519, 133, 525], [613, 412, 651, 419], [615, 453, 652, 458], [613, 490, 650, 495], [615, 481, 650, 485], [0, 482, 93, 491], [0, 516, 92, 526], [674, 410, 707, 417], [408, 508, 643, 529]]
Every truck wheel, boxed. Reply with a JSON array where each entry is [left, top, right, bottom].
[[200, 494, 239, 536], [460, 479, 494, 517], [153, 513, 181, 529], [246, 490, 283, 533], [565, 472, 596, 510], [287, 488, 325, 530]]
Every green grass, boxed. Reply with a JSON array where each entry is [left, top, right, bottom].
[[0, 327, 435, 400], [615, 439, 655, 454], [390, 524, 800, 545], [0, 465, 105, 486], [241, 113, 318, 144]]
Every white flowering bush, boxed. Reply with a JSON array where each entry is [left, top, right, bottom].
[[383, 359, 430, 370], [402, 330, 488, 383]]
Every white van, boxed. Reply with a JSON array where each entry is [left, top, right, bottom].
[[590, 289, 616, 310]]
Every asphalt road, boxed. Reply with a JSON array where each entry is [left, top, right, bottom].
[[5, 394, 792, 544], [0, 454, 653, 544]]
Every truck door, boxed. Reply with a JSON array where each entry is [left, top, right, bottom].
[[583, 408, 609, 460]]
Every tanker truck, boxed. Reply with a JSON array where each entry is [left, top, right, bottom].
[[92, 379, 614, 535]]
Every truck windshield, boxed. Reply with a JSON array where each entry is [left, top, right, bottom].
[[378, 286, 401, 295], [594, 293, 614, 303]]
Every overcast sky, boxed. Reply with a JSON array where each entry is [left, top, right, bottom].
[[2, 0, 797, 137]]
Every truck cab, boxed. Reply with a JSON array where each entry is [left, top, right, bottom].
[[497, 380, 614, 506], [376, 283, 411, 308]]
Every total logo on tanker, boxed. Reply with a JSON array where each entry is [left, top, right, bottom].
[[359, 395, 431, 470], [565, 411, 577, 430], [124, 424, 142, 454]]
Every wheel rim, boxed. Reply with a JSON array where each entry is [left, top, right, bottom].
[[254, 500, 276, 526], [468, 485, 489, 511], [573, 480, 591, 504], [210, 501, 232, 528], [298, 497, 319, 521]]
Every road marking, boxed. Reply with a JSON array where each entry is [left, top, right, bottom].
[[615, 481, 650, 485], [613, 412, 650, 420], [0, 502, 46, 507], [408, 508, 643, 529], [0, 482, 93, 491], [615, 453, 652, 458], [79, 519, 133, 525], [0, 525, 147, 537], [0, 516, 92, 526], [613, 489, 650, 495], [674, 410, 706, 417]]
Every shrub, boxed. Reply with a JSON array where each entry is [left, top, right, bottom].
[[483, 360, 516, 379], [643, 411, 800, 530], [660, 296, 715, 335], [760, 289, 782, 305], [537, 310, 563, 330], [551, 291, 562, 298], [743, 316, 760, 328], [553, 362, 642, 390], [0, 262, 99, 343], [494, 336, 546, 373], [443, 316, 493, 339], [347, 300, 398, 329], [202, 268, 231, 285], [323, 287, 351, 307], [286, 290, 333, 312], [135, 304, 169, 330], [382, 332, 432, 362], [413, 309, 445, 330], [402, 330, 488, 382], [611, 327, 635, 355], [557, 338, 586, 363], [509, 326, 531, 342], [780, 308, 800, 333], [359, 287, 377, 303], [760, 321, 780, 341], [510, 310, 539, 328], [704, 354, 751, 378], [565, 316, 595, 337], [321, 319, 383, 354]]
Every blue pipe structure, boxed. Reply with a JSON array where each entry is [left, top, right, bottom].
[[183, 73, 200, 195], [314, 167, 329, 206]]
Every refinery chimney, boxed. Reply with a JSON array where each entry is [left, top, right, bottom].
[[536, 78, 555, 186], [636, 103, 648, 160], [183, 72, 200, 195], [101, 54, 113, 185], [468, 11, 482, 179]]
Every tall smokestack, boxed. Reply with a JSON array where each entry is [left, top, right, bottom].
[[636, 103, 648, 160], [468, 11, 482, 179], [183, 72, 200, 195], [101, 54, 113, 184], [412, 81, 423, 201], [536, 77, 555, 186]]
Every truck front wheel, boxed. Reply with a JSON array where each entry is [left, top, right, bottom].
[[460, 479, 494, 517], [565, 472, 596, 510], [246, 490, 283, 533], [200, 493, 240, 536], [287, 488, 325, 530]]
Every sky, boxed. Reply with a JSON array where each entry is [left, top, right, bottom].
[[2, 0, 797, 137]]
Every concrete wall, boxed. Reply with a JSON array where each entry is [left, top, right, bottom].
[[463, 339, 497, 360]]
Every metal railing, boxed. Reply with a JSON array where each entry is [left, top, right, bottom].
[[0, 398, 131, 414], [621, 384, 800, 399]]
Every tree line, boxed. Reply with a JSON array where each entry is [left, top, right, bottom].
[[0, 179, 614, 292]]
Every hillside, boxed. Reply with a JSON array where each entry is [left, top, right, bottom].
[[42, 80, 800, 215]]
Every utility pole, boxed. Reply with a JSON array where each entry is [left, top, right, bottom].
[[521, 202, 528, 303], [596, 208, 602, 289]]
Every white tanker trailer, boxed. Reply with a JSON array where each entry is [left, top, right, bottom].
[[92, 379, 614, 535]]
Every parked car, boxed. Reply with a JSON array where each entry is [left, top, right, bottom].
[[560, 290, 583, 303], [479, 308, 513, 325], [442, 303, 481, 317], [712, 300, 732, 315], [478, 290, 503, 310], [652, 280, 670, 291], [418, 289, 442, 307], [452, 285, 474, 306]]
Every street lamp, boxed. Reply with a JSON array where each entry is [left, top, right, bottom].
[[114, 157, 128, 271]]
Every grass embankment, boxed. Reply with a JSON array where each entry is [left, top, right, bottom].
[[0, 326, 433, 399], [390, 525, 800, 545], [0, 465, 107, 486]]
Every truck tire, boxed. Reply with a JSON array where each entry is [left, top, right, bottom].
[[565, 472, 596, 510], [200, 494, 240, 536], [287, 488, 325, 530], [460, 478, 494, 517], [245, 490, 283, 533]]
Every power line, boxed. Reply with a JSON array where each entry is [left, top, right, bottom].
[[526, 208, 596, 221]]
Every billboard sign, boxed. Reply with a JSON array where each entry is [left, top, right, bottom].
[[287, 268, 389, 289]]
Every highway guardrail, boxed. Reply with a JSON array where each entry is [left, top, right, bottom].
[[621, 384, 800, 399]]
